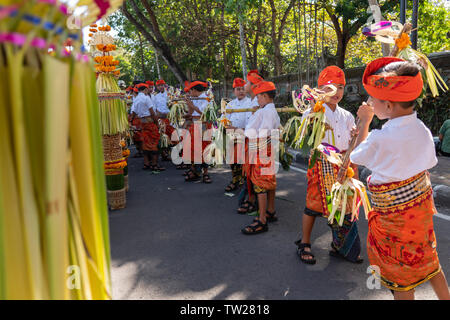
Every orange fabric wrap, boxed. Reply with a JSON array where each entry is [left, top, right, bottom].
[[142, 122, 160, 151], [363, 57, 423, 102], [318, 65, 346, 86], [243, 139, 277, 195], [367, 172, 441, 291]]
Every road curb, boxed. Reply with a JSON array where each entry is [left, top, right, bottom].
[[288, 148, 450, 210]]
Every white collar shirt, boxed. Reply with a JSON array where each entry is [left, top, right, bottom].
[[245, 103, 280, 139], [227, 97, 252, 129], [301, 103, 355, 152], [350, 112, 437, 184], [153, 91, 169, 114], [134, 92, 155, 118]]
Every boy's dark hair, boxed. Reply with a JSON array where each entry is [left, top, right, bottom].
[[133, 80, 143, 86], [374, 61, 421, 109], [138, 86, 147, 92], [262, 90, 277, 100]]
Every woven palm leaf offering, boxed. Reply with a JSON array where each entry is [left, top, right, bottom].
[[167, 86, 188, 127], [0, 0, 118, 299], [319, 129, 372, 227], [290, 84, 337, 167]]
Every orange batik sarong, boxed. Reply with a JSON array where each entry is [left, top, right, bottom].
[[185, 121, 212, 164], [131, 118, 143, 142], [304, 151, 361, 262], [142, 120, 160, 152], [243, 138, 277, 196], [367, 171, 441, 291]]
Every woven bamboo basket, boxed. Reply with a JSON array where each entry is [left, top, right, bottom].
[[124, 175, 129, 192], [107, 188, 126, 210], [103, 133, 122, 162]]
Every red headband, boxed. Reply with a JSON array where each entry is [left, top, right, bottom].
[[136, 83, 148, 88], [363, 57, 423, 102], [233, 78, 246, 88], [252, 81, 276, 95], [185, 81, 208, 92], [156, 79, 166, 85], [146, 81, 154, 86], [247, 70, 263, 85], [318, 66, 346, 86]]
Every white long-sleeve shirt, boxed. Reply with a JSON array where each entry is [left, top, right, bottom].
[[350, 112, 437, 184], [301, 103, 355, 152], [133, 92, 155, 118], [226, 97, 252, 129], [245, 103, 280, 139]]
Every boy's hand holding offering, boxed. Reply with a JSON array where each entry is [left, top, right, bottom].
[[357, 101, 374, 124]]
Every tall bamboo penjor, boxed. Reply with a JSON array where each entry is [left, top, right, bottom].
[[89, 24, 129, 210]]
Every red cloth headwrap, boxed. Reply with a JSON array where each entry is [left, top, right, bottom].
[[363, 57, 423, 102], [318, 65, 346, 86], [233, 78, 246, 88], [252, 81, 276, 95]]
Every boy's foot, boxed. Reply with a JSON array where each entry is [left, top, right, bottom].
[[241, 220, 268, 235], [237, 200, 257, 214], [295, 240, 316, 265], [202, 174, 212, 184]]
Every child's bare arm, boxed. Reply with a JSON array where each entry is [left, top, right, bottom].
[[355, 102, 374, 147]]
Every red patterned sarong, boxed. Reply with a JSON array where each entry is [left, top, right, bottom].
[[184, 121, 212, 163], [367, 171, 441, 291], [243, 138, 276, 195], [131, 118, 143, 142], [162, 118, 175, 143], [142, 120, 160, 152]]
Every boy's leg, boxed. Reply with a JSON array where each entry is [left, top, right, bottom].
[[393, 289, 415, 300], [429, 271, 450, 300], [143, 151, 150, 167], [257, 192, 268, 224], [267, 189, 275, 213]]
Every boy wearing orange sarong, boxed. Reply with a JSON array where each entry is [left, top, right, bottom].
[[296, 66, 362, 265], [351, 57, 450, 300], [240, 81, 280, 235], [183, 80, 213, 183]]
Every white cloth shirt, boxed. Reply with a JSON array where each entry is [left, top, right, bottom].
[[249, 96, 259, 108], [133, 92, 155, 118], [153, 91, 170, 114], [245, 103, 280, 139], [226, 97, 252, 129], [192, 92, 209, 117], [301, 103, 355, 152], [350, 112, 437, 185]]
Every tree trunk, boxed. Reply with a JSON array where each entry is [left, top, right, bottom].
[[122, 1, 187, 84], [239, 19, 248, 80], [155, 52, 161, 79], [336, 33, 349, 69]]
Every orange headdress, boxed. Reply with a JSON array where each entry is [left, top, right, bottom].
[[363, 57, 423, 102], [318, 66, 346, 86]]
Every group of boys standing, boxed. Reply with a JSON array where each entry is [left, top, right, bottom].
[[126, 79, 174, 172], [124, 58, 450, 299]]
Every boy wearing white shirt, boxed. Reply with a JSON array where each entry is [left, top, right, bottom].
[[183, 81, 213, 183], [241, 81, 280, 235], [296, 66, 363, 265], [351, 57, 449, 300], [224, 78, 252, 192], [153, 79, 174, 161], [237, 70, 264, 214]]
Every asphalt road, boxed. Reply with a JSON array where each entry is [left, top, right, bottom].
[[110, 151, 450, 300]]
